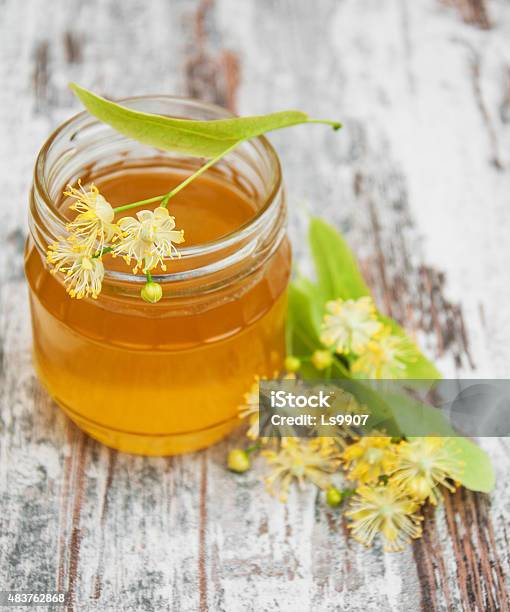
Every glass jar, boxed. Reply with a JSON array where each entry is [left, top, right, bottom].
[[26, 96, 290, 455]]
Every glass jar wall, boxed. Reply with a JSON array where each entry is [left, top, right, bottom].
[[26, 97, 290, 455]]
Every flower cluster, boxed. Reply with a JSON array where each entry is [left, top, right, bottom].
[[343, 436, 463, 551], [319, 296, 418, 379], [346, 484, 423, 552], [228, 296, 465, 552], [320, 296, 382, 354], [112, 207, 184, 274], [230, 405, 464, 551], [46, 181, 184, 301], [263, 438, 341, 502]]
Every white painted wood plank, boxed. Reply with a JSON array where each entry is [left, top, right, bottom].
[[0, 0, 509, 610]]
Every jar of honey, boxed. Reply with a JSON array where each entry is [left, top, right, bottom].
[[26, 97, 290, 455]]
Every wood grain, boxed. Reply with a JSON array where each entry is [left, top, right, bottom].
[[442, 0, 492, 29], [1, 0, 509, 610]]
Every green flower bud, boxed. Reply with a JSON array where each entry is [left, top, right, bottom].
[[311, 349, 333, 371], [284, 355, 301, 373], [227, 449, 251, 473], [326, 487, 343, 507], [141, 281, 163, 304]]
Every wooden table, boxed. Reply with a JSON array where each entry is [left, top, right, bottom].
[[1, 0, 509, 610]]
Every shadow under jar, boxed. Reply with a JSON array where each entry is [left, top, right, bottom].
[[25, 96, 291, 455]]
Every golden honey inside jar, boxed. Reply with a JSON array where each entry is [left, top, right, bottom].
[[26, 97, 290, 455]]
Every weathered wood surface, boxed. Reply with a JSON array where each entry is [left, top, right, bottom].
[[1, 0, 510, 610]]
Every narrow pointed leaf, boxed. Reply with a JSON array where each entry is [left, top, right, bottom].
[[308, 217, 370, 303]]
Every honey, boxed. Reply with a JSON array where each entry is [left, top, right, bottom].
[[26, 97, 290, 455]]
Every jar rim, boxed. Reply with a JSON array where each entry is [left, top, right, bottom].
[[33, 95, 283, 263]]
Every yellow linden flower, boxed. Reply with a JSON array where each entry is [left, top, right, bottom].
[[238, 373, 296, 440], [351, 327, 417, 379], [346, 484, 423, 552], [65, 182, 120, 253], [47, 238, 104, 299], [320, 297, 382, 355], [238, 378, 261, 441], [113, 207, 184, 274], [262, 437, 341, 502], [342, 435, 396, 484], [389, 437, 463, 505]]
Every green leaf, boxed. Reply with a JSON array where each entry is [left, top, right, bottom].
[[383, 391, 454, 437], [287, 282, 321, 354], [292, 275, 323, 332], [287, 281, 326, 378], [70, 83, 341, 158], [337, 379, 403, 436], [450, 437, 495, 493], [308, 217, 371, 304]]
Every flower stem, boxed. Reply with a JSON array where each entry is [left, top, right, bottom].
[[112, 141, 241, 214], [112, 195, 166, 213], [307, 119, 342, 130], [159, 141, 240, 208], [342, 488, 356, 499]]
